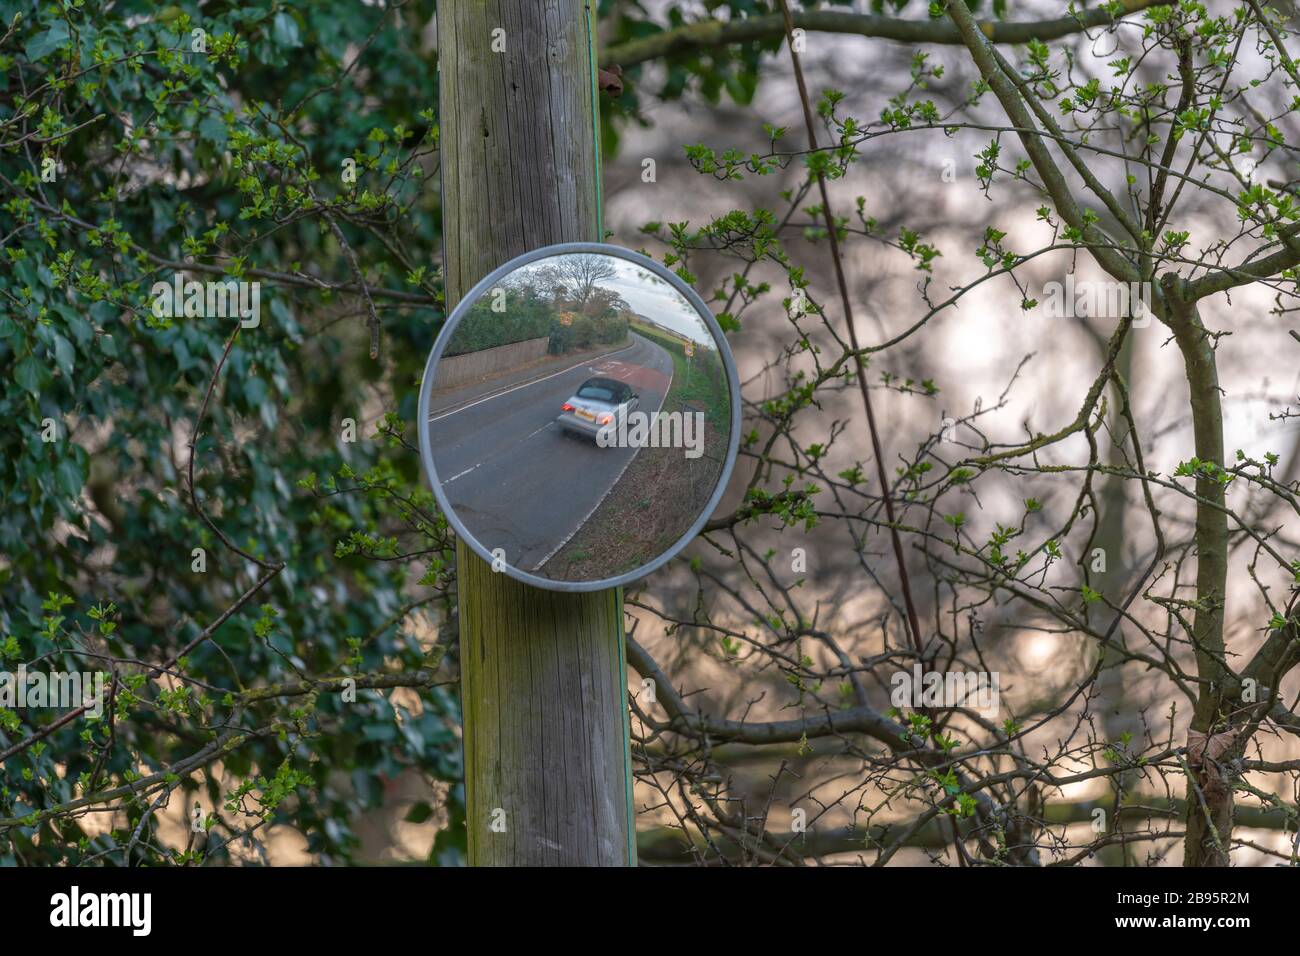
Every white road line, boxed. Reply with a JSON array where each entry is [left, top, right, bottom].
[[427, 339, 640, 422], [528, 337, 676, 572], [522, 421, 554, 441], [444, 462, 482, 485], [446, 422, 554, 485]]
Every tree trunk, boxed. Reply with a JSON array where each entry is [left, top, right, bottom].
[[1091, 328, 1139, 866], [1161, 278, 1233, 867]]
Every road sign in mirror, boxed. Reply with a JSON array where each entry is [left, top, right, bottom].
[[418, 242, 741, 591]]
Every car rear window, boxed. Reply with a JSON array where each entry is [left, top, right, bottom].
[[576, 384, 615, 402]]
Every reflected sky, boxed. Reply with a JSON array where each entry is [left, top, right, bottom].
[[491, 253, 715, 345]]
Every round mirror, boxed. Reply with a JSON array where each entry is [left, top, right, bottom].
[[418, 242, 741, 591]]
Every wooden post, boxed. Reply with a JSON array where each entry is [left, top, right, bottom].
[[437, 1, 636, 866]]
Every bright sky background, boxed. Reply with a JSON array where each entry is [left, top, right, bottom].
[[511, 253, 717, 346], [602, 258, 714, 346]]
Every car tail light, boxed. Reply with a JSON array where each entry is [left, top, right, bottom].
[[598, 413, 613, 425], [561, 402, 574, 412]]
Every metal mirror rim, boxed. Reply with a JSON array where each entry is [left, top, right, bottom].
[[416, 241, 743, 593]]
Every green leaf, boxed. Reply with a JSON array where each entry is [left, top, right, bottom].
[[25, 23, 70, 62], [273, 12, 302, 49], [55, 458, 84, 499], [53, 334, 74, 377], [14, 355, 45, 396]]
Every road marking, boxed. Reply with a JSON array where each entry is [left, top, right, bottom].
[[529, 336, 676, 572], [522, 421, 553, 441], [427, 339, 641, 422], [445, 462, 482, 485], [445, 421, 554, 485]]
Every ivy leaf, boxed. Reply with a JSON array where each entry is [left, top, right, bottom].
[[15, 355, 46, 396], [25, 23, 70, 62], [53, 334, 75, 377], [273, 12, 302, 49], [55, 458, 84, 499]]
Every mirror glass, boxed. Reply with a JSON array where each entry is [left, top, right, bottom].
[[419, 245, 738, 590]]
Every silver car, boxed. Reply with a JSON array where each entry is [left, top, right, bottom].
[[558, 376, 640, 440]]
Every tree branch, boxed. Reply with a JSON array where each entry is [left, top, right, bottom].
[[602, 2, 1171, 68], [943, 0, 1141, 284]]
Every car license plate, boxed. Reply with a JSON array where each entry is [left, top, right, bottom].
[[576, 408, 595, 422]]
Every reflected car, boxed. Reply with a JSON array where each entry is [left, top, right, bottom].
[[559, 376, 639, 440]]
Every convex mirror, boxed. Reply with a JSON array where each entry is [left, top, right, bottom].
[[418, 242, 741, 590]]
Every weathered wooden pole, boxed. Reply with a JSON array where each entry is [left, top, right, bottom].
[[436, 1, 636, 866]]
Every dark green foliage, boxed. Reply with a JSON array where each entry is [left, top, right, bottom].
[[546, 311, 629, 354], [445, 293, 553, 356], [0, 0, 460, 866]]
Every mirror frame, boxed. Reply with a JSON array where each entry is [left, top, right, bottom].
[[417, 241, 743, 592]]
